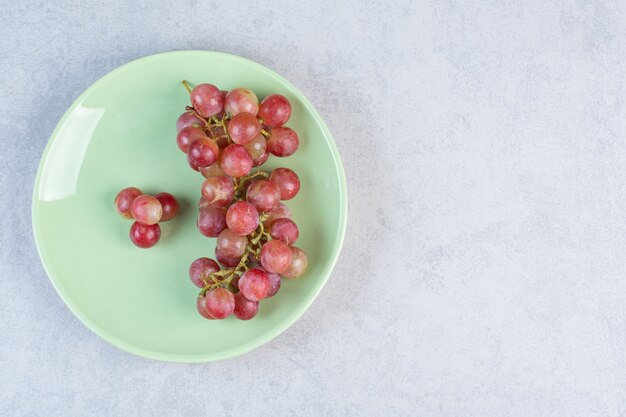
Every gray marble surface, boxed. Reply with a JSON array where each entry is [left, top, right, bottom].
[[1, 1, 626, 415]]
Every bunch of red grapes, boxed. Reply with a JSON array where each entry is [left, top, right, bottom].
[[177, 81, 308, 321], [114, 188, 179, 248]]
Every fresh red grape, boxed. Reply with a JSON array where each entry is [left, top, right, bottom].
[[130, 195, 162, 225], [197, 206, 227, 237], [217, 228, 248, 258], [200, 162, 225, 179], [260, 240, 291, 273], [220, 144, 253, 177], [258, 94, 291, 128], [129, 222, 161, 248], [176, 112, 204, 133], [196, 295, 214, 319], [188, 137, 219, 168], [114, 187, 142, 219], [266, 271, 281, 297], [189, 257, 220, 288], [176, 125, 206, 153], [226, 201, 259, 235], [267, 127, 299, 157], [243, 134, 266, 160], [246, 180, 281, 212], [190, 83, 223, 117], [215, 247, 241, 267], [238, 268, 270, 301], [201, 176, 234, 208], [187, 154, 200, 171], [230, 275, 240, 290], [264, 202, 293, 226], [204, 288, 235, 319], [283, 246, 308, 279], [228, 112, 261, 145], [269, 218, 299, 245], [224, 88, 259, 116], [233, 291, 259, 320], [269, 168, 300, 200], [154, 192, 179, 221], [253, 150, 269, 167]]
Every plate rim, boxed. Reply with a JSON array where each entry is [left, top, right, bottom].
[[31, 50, 348, 362]]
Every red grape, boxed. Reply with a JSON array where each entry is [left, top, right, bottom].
[[200, 162, 225, 179], [253, 150, 269, 167], [176, 125, 206, 153], [130, 195, 162, 225], [220, 144, 253, 177], [267, 127, 299, 157], [196, 295, 215, 319], [264, 202, 292, 226], [283, 246, 308, 279], [189, 257, 220, 288], [226, 201, 259, 235], [215, 247, 241, 267], [260, 240, 292, 273], [129, 222, 161, 248], [224, 88, 259, 116], [246, 180, 281, 212], [243, 134, 266, 160], [269, 168, 300, 200], [217, 228, 248, 258], [188, 137, 219, 168], [238, 268, 270, 301], [228, 112, 261, 145], [201, 176, 234, 208], [114, 187, 142, 219], [154, 192, 179, 221], [191, 83, 223, 117], [197, 206, 227, 237], [269, 218, 299, 245], [233, 291, 259, 320], [258, 94, 291, 128], [204, 288, 235, 319], [176, 112, 203, 133]]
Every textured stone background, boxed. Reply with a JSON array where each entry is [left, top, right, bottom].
[[1, 1, 626, 416]]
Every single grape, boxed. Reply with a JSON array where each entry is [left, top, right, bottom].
[[191, 83, 224, 117], [154, 192, 179, 221], [230, 275, 240, 291], [204, 288, 235, 319], [220, 144, 253, 177], [201, 176, 234, 208], [215, 134, 230, 149], [267, 127, 299, 157], [246, 180, 281, 212], [188, 137, 219, 168], [197, 206, 227, 237], [252, 150, 269, 167], [196, 295, 215, 319], [233, 291, 259, 320], [269, 168, 301, 200], [227, 112, 261, 145], [269, 218, 299, 245], [263, 202, 293, 227], [187, 154, 200, 171], [129, 222, 161, 248], [243, 134, 267, 160], [226, 201, 259, 236], [215, 247, 241, 268], [217, 228, 248, 258], [258, 94, 291, 128], [224, 88, 259, 116], [200, 162, 225, 179], [176, 125, 206, 153], [114, 187, 142, 219], [260, 240, 292, 273], [189, 257, 220, 288], [130, 195, 162, 225], [176, 112, 204, 133], [283, 246, 308, 279], [266, 271, 281, 297], [238, 268, 270, 301]]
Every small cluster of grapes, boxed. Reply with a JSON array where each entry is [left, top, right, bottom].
[[114, 188, 179, 248], [177, 81, 307, 320]]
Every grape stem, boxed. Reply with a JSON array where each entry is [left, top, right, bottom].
[[182, 80, 193, 95]]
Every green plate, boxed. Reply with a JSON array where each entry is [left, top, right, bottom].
[[32, 51, 347, 362]]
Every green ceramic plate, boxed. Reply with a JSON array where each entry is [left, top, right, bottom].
[[32, 51, 347, 362]]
